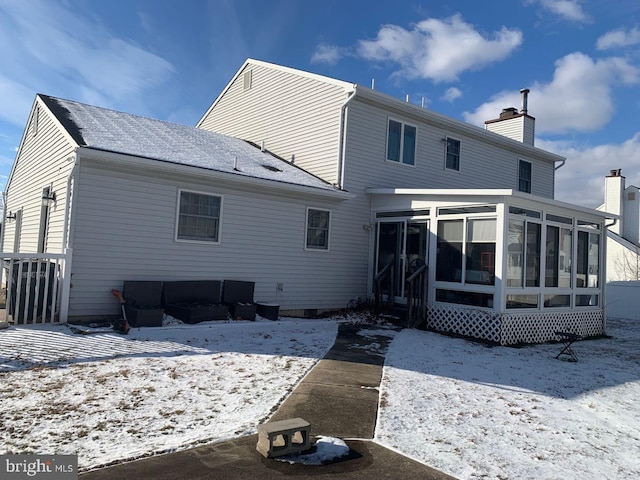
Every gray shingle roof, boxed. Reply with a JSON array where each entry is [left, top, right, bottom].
[[39, 94, 342, 193]]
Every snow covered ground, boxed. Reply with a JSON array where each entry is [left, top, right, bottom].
[[0, 317, 338, 471], [1, 315, 639, 479], [376, 317, 640, 480]]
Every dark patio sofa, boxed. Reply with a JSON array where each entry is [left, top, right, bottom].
[[162, 280, 229, 324]]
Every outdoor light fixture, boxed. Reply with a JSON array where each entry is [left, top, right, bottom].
[[6, 211, 16, 221], [42, 191, 56, 206]]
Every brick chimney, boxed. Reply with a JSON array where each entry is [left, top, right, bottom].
[[485, 88, 535, 146]]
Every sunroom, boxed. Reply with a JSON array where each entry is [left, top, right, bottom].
[[366, 189, 613, 345]]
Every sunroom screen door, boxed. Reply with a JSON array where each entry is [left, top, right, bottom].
[[377, 220, 429, 300]]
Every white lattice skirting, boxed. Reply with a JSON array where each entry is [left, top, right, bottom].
[[427, 304, 605, 345]]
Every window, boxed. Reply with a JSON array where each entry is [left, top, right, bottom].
[[506, 294, 539, 309], [386, 119, 416, 166], [576, 294, 598, 306], [436, 289, 493, 308], [545, 225, 572, 287], [576, 231, 599, 288], [506, 219, 541, 287], [176, 191, 222, 243], [518, 160, 532, 193], [436, 220, 463, 282], [436, 217, 497, 285], [306, 208, 330, 250], [445, 137, 460, 171], [465, 218, 496, 285]]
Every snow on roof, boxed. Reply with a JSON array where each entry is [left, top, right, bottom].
[[38, 94, 341, 194]]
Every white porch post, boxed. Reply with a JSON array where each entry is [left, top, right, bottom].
[[58, 248, 73, 323]]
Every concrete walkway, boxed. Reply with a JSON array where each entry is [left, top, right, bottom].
[[80, 323, 456, 480]]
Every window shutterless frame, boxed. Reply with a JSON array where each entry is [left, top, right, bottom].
[[444, 136, 461, 172], [386, 117, 417, 166], [518, 159, 532, 193], [305, 207, 331, 251], [175, 189, 223, 244]]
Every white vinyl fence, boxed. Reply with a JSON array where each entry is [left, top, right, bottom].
[[1, 251, 71, 325]]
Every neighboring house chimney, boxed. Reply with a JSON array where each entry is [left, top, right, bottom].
[[484, 88, 535, 146], [604, 169, 625, 236]]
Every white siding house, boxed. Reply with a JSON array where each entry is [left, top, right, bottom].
[[597, 169, 640, 320], [2, 59, 614, 344]]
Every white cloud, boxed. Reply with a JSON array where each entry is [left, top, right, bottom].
[[0, 75, 35, 127], [531, 0, 590, 22], [539, 134, 640, 207], [463, 52, 640, 134], [0, 0, 174, 121], [441, 87, 463, 102], [356, 14, 522, 83], [311, 44, 345, 65], [597, 27, 640, 50]]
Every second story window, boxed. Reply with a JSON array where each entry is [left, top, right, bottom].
[[387, 119, 416, 166], [445, 137, 460, 171], [519, 160, 532, 193]]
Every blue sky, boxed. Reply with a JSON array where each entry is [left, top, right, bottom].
[[1, 0, 640, 207]]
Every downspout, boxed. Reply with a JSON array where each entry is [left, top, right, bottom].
[[59, 150, 80, 323], [336, 86, 357, 190], [62, 151, 80, 251], [0, 191, 7, 255], [554, 159, 566, 170]]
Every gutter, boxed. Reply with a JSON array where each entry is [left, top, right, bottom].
[[336, 86, 357, 189], [77, 147, 354, 201]]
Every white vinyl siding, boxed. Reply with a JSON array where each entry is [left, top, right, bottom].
[[485, 115, 535, 146], [67, 160, 368, 318], [2, 99, 76, 254], [341, 100, 555, 198], [198, 62, 349, 184]]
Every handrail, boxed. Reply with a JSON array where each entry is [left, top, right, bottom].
[[406, 263, 427, 284], [374, 261, 392, 282], [406, 263, 428, 328], [374, 261, 395, 313]]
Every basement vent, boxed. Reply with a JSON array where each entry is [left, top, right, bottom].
[[243, 70, 252, 91], [262, 164, 282, 172]]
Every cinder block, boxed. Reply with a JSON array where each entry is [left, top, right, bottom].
[[256, 418, 311, 458]]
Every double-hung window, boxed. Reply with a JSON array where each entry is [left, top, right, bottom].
[[306, 208, 330, 250], [445, 137, 460, 171], [519, 160, 532, 193], [176, 190, 222, 243], [386, 119, 416, 166]]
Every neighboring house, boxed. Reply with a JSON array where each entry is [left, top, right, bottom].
[[1, 59, 613, 344], [597, 169, 640, 319]]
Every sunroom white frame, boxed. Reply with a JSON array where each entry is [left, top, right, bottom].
[[366, 188, 616, 344]]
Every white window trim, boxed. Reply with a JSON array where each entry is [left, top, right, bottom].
[[304, 206, 331, 252], [444, 136, 461, 172], [385, 117, 417, 167], [174, 188, 224, 245], [518, 159, 532, 193]]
